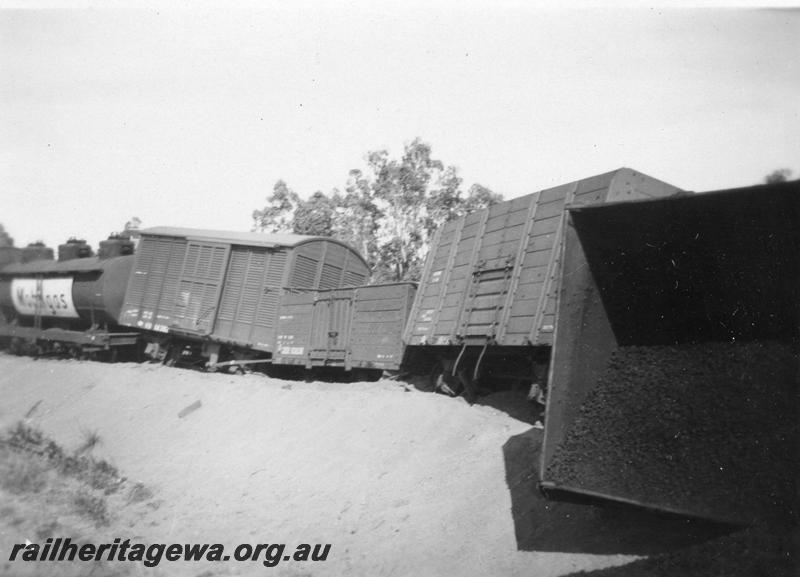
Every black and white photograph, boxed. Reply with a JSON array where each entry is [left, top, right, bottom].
[[1, 1, 798, 575]]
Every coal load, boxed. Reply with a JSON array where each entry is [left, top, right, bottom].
[[566, 524, 797, 577], [546, 341, 798, 525]]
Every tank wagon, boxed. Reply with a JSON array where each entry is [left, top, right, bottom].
[[20, 242, 55, 263], [118, 226, 372, 368], [0, 236, 139, 357], [540, 178, 799, 524], [0, 246, 23, 269], [402, 168, 682, 398]]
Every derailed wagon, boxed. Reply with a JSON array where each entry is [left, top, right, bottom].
[[540, 178, 800, 524], [0, 237, 139, 357], [118, 226, 371, 368], [402, 168, 682, 398], [272, 282, 416, 380]]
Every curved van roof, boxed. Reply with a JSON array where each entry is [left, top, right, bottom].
[[140, 226, 369, 269]]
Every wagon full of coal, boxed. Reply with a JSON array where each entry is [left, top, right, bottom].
[[540, 178, 799, 525]]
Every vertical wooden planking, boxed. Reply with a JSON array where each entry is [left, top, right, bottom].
[[427, 218, 465, 343], [403, 224, 443, 344], [529, 181, 579, 344], [495, 192, 541, 341], [453, 209, 490, 339]]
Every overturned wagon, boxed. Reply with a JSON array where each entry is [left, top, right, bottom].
[[402, 168, 681, 397], [541, 178, 800, 524], [119, 227, 371, 367]]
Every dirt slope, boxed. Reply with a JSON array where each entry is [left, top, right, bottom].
[[0, 354, 721, 577]]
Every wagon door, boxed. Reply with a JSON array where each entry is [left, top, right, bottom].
[[308, 291, 353, 367], [214, 246, 287, 350], [171, 241, 230, 335]]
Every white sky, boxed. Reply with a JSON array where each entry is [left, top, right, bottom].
[[1, 1, 798, 249]]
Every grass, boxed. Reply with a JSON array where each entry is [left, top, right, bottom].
[[73, 489, 111, 527], [126, 481, 154, 504], [5, 421, 124, 494], [1, 421, 153, 531], [0, 446, 48, 494], [76, 427, 102, 454], [6, 420, 45, 448]]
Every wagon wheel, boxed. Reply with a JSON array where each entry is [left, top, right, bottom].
[[350, 368, 383, 383], [162, 346, 179, 367], [8, 338, 23, 355], [429, 361, 463, 397], [92, 348, 116, 363]]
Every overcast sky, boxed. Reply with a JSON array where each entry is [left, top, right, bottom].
[[1, 1, 798, 249]]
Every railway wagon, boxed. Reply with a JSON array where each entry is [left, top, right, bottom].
[[118, 226, 371, 366], [0, 237, 139, 356], [402, 168, 682, 396], [0, 246, 23, 269], [540, 178, 799, 524], [1, 242, 56, 265], [271, 282, 416, 380], [0, 247, 21, 331]]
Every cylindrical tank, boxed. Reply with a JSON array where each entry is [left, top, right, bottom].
[[58, 238, 93, 262], [0, 246, 22, 269], [98, 235, 135, 259], [72, 256, 135, 324], [21, 242, 54, 263], [0, 255, 135, 328]]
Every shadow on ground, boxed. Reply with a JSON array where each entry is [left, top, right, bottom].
[[475, 390, 542, 425], [502, 427, 735, 556]]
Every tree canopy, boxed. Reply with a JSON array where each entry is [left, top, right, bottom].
[[252, 139, 502, 281], [124, 216, 142, 233], [764, 168, 793, 184], [0, 223, 14, 247]]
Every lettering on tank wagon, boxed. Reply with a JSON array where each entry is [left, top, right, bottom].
[[11, 278, 79, 318]]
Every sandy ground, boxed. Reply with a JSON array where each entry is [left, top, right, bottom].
[[0, 354, 730, 577]]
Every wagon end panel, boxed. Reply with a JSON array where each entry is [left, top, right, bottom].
[[404, 216, 475, 346], [349, 283, 416, 371], [274, 288, 358, 369], [288, 240, 370, 291], [75, 255, 135, 325], [273, 290, 316, 366], [320, 242, 370, 289], [308, 289, 353, 367], [540, 215, 619, 477], [605, 167, 684, 204]]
